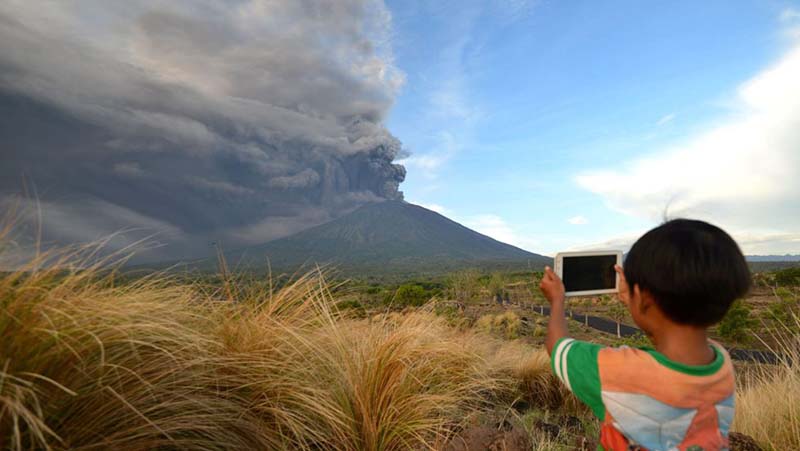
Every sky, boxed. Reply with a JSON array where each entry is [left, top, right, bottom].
[[1, 0, 799, 263], [387, 0, 800, 256]]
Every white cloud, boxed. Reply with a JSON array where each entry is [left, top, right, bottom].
[[461, 214, 539, 251], [397, 130, 460, 176], [567, 215, 588, 225], [656, 113, 675, 126], [575, 39, 800, 254], [781, 8, 800, 22], [781, 8, 800, 40], [406, 202, 542, 250], [565, 231, 642, 253]]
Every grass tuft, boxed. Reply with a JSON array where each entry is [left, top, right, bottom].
[[0, 241, 525, 450]]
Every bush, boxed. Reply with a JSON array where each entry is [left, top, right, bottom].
[[775, 267, 800, 287], [392, 284, 428, 307], [768, 299, 793, 323], [767, 288, 798, 331], [476, 314, 495, 335], [475, 312, 522, 339], [615, 332, 651, 348], [493, 311, 522, 339], [718, 300, 755, 342]]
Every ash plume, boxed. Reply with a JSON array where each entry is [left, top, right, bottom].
[[0, 0, 406, 261]]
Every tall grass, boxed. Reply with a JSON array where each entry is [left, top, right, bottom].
[[28, 230, 800, 449], [0, 242, 520, 450], [733, 314, 800, 449]]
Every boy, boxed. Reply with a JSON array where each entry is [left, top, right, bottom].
[[539, 219, 750, 451]]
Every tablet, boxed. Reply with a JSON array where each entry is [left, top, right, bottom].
[[554, 250, 623, 297]]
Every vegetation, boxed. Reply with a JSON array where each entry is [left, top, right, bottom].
[[614, 332, 652, 348], [718, 300, 756, 342], [390, 283, 427, 307], [3, 237, 800, 450], [775, 267, 800, 287], [607, 302, 627, 338], [0, 247, 533, 450], [476, 311, 523, 339], [733, 316, 800, 449], [446, 269, 481, 302]]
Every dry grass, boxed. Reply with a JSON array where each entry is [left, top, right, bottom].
[[475, 311, 522, 340], [733, 316, 800, 450], [0, 240, 532, 450], [17, 230, 800, 449]]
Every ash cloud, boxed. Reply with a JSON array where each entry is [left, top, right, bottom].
[[0, 0, 406, 261]]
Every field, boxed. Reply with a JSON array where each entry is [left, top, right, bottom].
[[2, 245, 800, 450]]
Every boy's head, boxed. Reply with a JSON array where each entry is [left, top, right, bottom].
[[624, 219, 750, 328]]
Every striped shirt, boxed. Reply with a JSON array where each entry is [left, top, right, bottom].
[[551, 338, 735, 451]]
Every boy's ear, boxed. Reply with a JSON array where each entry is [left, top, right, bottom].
[[634, 284, 654, 313]]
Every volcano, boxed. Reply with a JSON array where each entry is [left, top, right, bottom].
[[226, 201, 550, 276]]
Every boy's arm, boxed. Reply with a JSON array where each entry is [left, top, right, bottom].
[[538, 266, 606, 419], [538, 266, 568, 355]]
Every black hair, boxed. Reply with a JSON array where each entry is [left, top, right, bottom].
[[624, 219, 751, 326]]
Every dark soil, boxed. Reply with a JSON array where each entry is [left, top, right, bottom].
[[444, 426, 530, 451]]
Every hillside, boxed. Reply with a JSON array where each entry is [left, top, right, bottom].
[[747, 254, 800, 262], [228, 201, 550, 275]]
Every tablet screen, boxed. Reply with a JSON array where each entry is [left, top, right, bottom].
[[562, 255, 617, 292]]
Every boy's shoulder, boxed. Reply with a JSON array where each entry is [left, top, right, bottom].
[[553, 337, 735, 403], [552, 338, 736, 450]]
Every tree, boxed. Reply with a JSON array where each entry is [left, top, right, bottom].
[[487, 272, 505, 298], [448, 269, 481, 302], [608, 303, 627, 338]]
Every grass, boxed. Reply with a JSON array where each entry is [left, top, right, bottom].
[[3, 236, 799, 450], [0, 242, 536, 450], [733, 315, 800, 450], [475, 311, 522, 339]]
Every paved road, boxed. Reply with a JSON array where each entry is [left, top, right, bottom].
[[525, 304, 781, 364]]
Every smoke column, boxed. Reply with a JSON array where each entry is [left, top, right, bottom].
[[0, 0, 407, 261]]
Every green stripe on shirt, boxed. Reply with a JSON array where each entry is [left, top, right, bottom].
[[550, 337, 605, 420]]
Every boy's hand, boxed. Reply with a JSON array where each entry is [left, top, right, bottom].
[[615, 264, 631, 307], [539, 266, 565, 305]]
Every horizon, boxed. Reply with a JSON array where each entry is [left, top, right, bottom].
[[1, 1, 799, 261]]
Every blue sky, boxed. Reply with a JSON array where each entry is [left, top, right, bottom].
[[384, 0, 800, 256]]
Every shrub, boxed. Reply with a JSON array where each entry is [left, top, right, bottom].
[[391, 284, 428, 307], [616, 332, 651, 348], [768, 299, 793, 323], [718, 300, 755, 342], [775, 267, 800, 287], [476, 314, 495, 335], [493, 311, 522, 339], [475, 312, 522, 339]]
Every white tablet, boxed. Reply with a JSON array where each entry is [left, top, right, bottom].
[[554, 250, 623, 297]]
